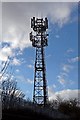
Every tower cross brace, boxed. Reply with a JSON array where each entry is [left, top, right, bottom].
[[30, 17, 48, 106]]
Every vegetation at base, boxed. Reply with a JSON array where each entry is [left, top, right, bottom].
[[1, 60, 80, 120], [1, 77, 80, 120]]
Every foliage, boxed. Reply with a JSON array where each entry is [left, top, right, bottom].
[[2, 78, 25, 109], [58, 98, 80, 118]]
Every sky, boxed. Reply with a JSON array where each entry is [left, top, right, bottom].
[[1, 0, 80, 2], [0, 2, 80, 101]]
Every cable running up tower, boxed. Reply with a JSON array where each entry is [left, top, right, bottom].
[[30, 17, 48, 106]]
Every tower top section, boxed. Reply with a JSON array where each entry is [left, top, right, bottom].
[[30, 17, 48, 48], [31, 17, 48, 32]]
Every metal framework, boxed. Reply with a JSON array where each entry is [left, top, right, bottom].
[[30, 17, 48, 106]]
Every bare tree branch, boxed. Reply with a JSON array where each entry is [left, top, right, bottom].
[[0, 56, 10, 80]]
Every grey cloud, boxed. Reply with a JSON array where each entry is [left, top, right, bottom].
[[1, 0, 79, 2], [1, 2, 77, 61], [49, 89, 80, 101], [2, 2, 76, 38], [0, 2, 2, 41]]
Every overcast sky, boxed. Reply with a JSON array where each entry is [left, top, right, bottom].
[[1, 0, 80, 2], [0, 2, 80, 101]]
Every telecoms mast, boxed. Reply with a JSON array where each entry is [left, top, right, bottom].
[[30, 17, 48, 106]]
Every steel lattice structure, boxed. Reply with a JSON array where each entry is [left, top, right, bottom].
[[30, 17, 48, 106]]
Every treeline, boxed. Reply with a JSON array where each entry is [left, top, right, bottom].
[[1, 58, 80, 119], [47, 97, 80, 119]]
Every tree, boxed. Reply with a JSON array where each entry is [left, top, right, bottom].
[[0, 57, 26, 109], [2, 76, 25, 109], [0, 57, 10, 80], [58, 98, 80, 119]]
